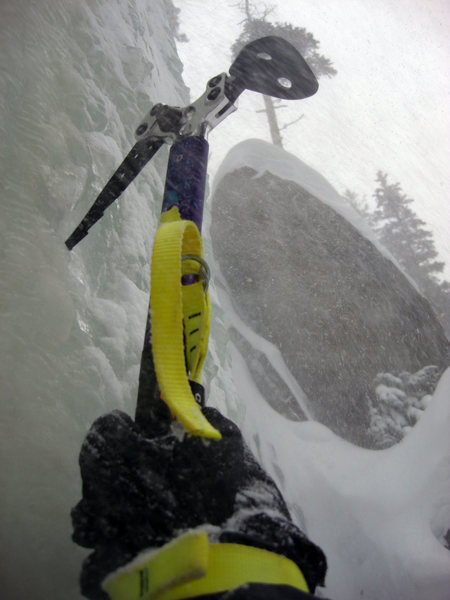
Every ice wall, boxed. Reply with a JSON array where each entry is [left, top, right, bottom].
[[0, 2, 188, 598]]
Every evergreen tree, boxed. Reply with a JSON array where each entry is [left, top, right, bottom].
[[371, 172, 450, 337], [343, 176, 450, 337], [421, 274, 450, 337], [165, 0, 188, 42], [368, 366, 440, 448], [372, 171, 445, 283], [231, 11, 337, 79], [343, 189, 373, 221], [231, 1, 337, 146]]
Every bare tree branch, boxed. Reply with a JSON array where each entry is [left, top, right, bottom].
[[279, 114, 304, 131]]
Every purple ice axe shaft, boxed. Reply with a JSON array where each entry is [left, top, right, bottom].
[[161, 136, 209, 231], [135, 135, 209, 434]]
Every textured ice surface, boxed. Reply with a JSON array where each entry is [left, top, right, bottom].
[[1, 2, 449, 599]]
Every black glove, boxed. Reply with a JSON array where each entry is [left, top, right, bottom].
[[222, 583, 332, 599], [72, 409, 327, 599]]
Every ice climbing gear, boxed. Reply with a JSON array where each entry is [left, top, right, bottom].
[[64, 36, 319, 438], [150, 207, 219, 439], [102, 530, 310, 600], [65, 37, 318, 249]]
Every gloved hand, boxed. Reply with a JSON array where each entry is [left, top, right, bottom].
[[72, 409, 326, 599]]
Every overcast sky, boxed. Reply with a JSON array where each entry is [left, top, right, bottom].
[[174, 0, 450, 278]]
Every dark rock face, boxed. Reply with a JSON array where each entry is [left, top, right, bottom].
[[211, 166, 449, 446], [228, 327, 308, 422]]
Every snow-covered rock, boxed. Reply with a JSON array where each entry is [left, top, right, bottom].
[[211, 140, 450, 445]]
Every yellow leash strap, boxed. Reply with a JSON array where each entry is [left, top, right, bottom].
[[181, 258, 210, 384], [150, 207, 220, 440], [102, 530, 310, 600]]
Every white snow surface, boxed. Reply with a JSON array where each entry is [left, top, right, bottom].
[[0, 2, 449, 600], [224, 281, 450, 599]]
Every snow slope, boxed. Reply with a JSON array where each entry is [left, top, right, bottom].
[[212, 140, 450, 598], [224, 287, 450, 599]]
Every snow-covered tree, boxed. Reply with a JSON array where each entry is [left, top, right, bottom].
[[344, 176, 450, 338], [343, 188, 373, 221], [368, 366, 441, 448], [372, 172, 444, 278], [231, 1, 337, 146], [371, 172, 450, 336], [165, 0, 188, 42]]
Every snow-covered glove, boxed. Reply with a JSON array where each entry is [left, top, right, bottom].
[[72, 409, 327, 599], [222, 583, 331, 599]]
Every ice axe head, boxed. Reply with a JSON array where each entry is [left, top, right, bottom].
[[227, 36, 319, 103]]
